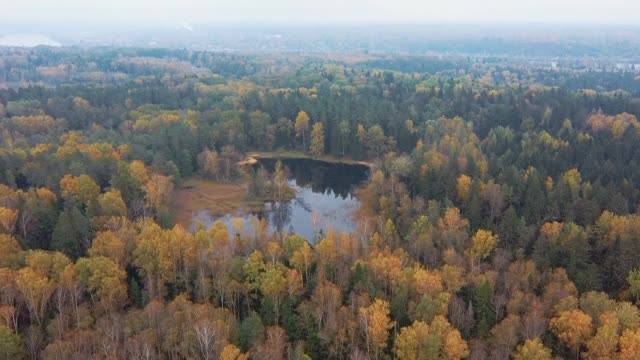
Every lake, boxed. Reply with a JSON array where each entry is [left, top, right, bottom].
[[190, 157, 370, 242]]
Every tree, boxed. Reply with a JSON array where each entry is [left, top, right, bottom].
[[310, 281, 342, 339], [482, 180, 505, 224], [490, 314, 521, 359], [18, 188, 58, 250], [437, 208, 469, 252], [272, 160, 288, 202], [110, 161, 144, 210], [584, 311, 619, 360], [51, 203, 91, 259], [255, 326, 288, 360], [143, 174, 174, 215], [0, 325, 23, 359], [290, 241, 313, 281], [466, 229, 498, 271], [627, 269, 640, 301], [512, 339, 552, 360], [473, 279, 495, 337], [97, 189, 127, 217], [456, 175, 472, 203], [74, 256, 127, 312], [359, 298, 394, 359], [15, 267, 54, 326], [59, 174, 100, 207], [0, 234, 22, 268], [132, 221, 175, 299], [88, 231, 127, 268], [619, 329, 640, 360], [198, 149, 220, 180], [260, 266, 287, 324], [220, 344, 249, 360], [295, 111, 310, 150], [310, 122, 325, 157], [0, 207, 17, 233], [365, 125, 388, 159], [243, 250, 266, 292], [394, 317, 468, 360], [337, 120, 351, 156], [562, 168, 582, 200], [190, 304, 228, 360], [238, 312, 264, 352], [550, 309, 592, 358]]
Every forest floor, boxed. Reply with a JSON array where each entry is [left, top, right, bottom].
[[173, 178, 257, 226], [240, 150, 374, 168]]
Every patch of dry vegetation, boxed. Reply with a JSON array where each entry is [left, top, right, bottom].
[[173, 179, 249, 226]]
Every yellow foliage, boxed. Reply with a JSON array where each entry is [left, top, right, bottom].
[[0, 207, 18, 232], [512, 339, 553, 360], [219, 344, 249, 360], [359, 298, 395, 358], [394, 316, 468, 360], [550, 309, 592, 355], [456, 175, 472, 202], [60, 174, 100, 205], [413, 267, 443, 297], [620, 329, 640, 360]]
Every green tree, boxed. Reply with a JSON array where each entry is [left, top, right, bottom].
[[473, 279, 495, 337], [337, 120, 351, 156], [51, 204, 91, 259], [238, 312, 264, 352], [0, 325, 23, 359], [628, 269, 640, 301]]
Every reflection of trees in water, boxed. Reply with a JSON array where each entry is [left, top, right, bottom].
[[269, 201, 292, 233], [256, 158, 369, 198], [293, 195, 312, 212]]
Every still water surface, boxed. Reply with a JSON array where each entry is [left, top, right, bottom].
[[191, 158, 369, 242]]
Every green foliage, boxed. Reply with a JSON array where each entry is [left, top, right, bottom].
[[0, 325, 23, 360], [238, 312, 264, 352], [473, 279, 496, 337], [2, 44, 640, 360], [51, 203, 91, 259]]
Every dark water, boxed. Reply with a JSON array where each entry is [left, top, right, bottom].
[[191, 158, 369, 242]]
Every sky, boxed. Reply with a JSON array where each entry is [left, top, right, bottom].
[[3, 0, 640, 25]]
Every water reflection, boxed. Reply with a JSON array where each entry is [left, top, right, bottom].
[[256, 158, 369, 199], [191, 158, 369, 242]]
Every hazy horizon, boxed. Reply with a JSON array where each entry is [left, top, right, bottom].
[[4, 0, 640, 25]]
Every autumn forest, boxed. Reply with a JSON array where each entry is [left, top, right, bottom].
[[0, 43, 640, 360]]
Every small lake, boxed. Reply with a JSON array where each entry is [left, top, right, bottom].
[[191, 157, 370, 242]]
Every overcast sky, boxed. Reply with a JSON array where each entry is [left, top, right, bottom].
[[4, 0, 640, 25]]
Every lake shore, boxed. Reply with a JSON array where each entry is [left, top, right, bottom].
[[239, 150, 374, 168]]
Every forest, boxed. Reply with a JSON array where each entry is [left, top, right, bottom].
[[0, 45, 639, 359]]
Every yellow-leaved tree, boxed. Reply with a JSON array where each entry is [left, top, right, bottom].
[[295, 111, 310, 150], [550, 309, 592, 358], [394, 316, 469, 360], [359, 298, 395, 359], [512, 339, 553, 360], [465, 229, 498, 272], [219, 344, 249, 360], [310, 122, 325, 157]]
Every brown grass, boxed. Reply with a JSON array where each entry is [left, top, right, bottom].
[[173, 178, 250, 226]]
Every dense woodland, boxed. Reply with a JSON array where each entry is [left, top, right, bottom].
[[0, 46, 640, 359]]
